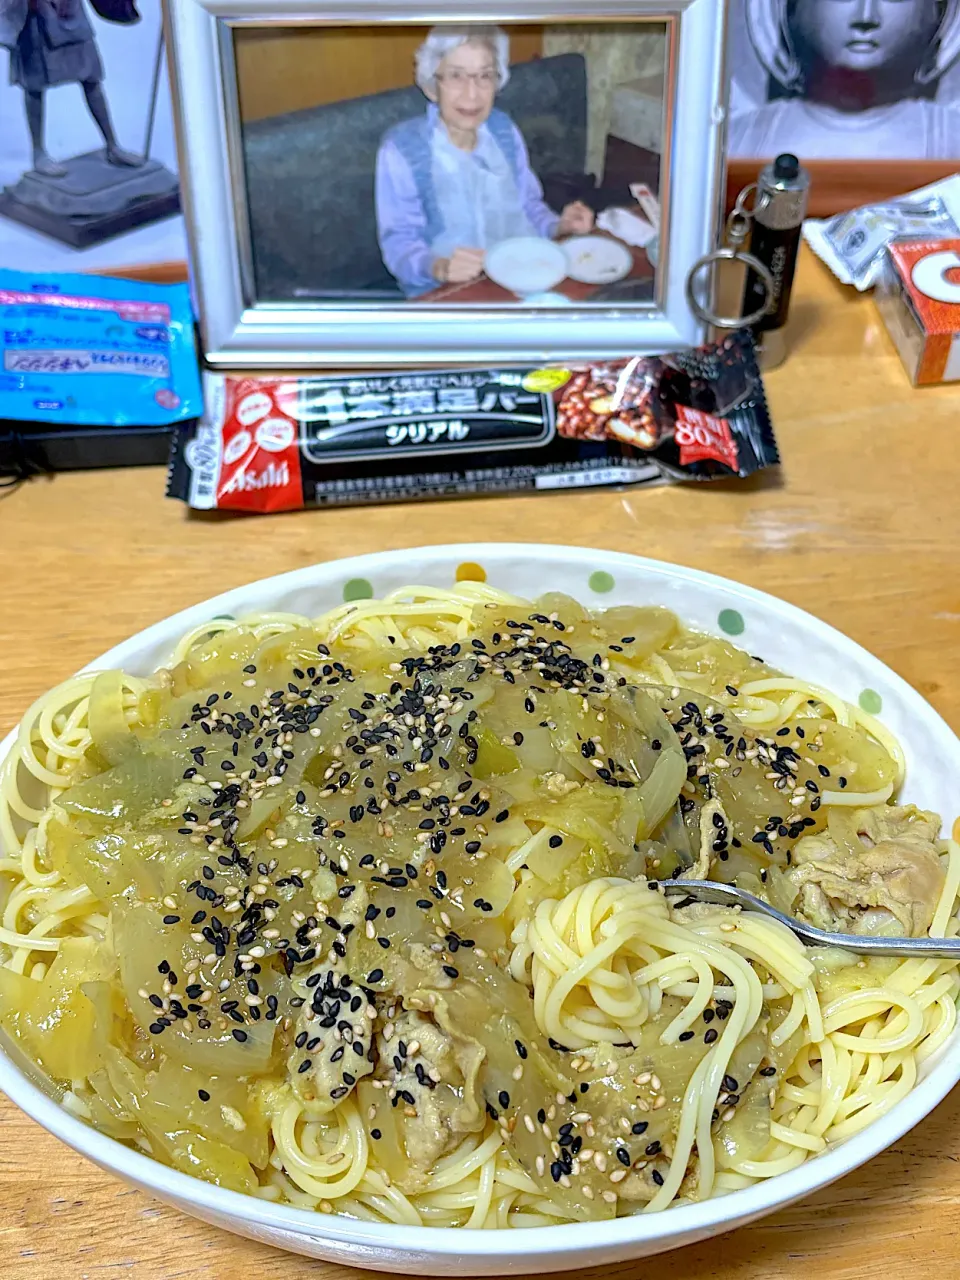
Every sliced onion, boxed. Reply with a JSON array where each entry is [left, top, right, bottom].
[[88, 670, 139, 766]]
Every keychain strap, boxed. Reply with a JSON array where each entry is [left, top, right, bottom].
[[685, 184, 777, 330]]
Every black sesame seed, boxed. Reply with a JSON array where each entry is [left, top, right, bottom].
[[232, 1029, 248, 1042], [198, 1089, 210, 1101], [704, 1028, 719, 1043]]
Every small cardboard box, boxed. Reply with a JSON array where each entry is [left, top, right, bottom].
[[876, 237, 960, 385]]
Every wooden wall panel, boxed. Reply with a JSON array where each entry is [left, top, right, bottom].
[[726, 158, 957, 219], [234, 25, 545, 123]]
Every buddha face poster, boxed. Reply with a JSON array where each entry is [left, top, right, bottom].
[[728, 0, 960, 160]]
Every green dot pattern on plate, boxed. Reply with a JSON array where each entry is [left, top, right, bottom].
[[718, 608, 745, 636], [588, 571, 615, 594], [859, 688, 883, 715], [343, 578, 374, 603]]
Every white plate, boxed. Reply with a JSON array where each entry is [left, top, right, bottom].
[[485, 237, 568, 295], [563, 235, 634, 284], [2, 543, 959, 1275], [520, 291, 574, 308]]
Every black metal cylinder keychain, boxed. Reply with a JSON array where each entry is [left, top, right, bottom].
[[685, 187, 776, 332], [742, 154, 810, 369]]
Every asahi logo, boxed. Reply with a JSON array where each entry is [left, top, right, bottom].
[[220, 461, 290, 494]]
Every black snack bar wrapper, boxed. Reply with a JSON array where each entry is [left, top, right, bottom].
[[166, 330, 778, 514]]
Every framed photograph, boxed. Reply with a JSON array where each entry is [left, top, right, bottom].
[[726, 0, 960, 216], [164, 0, 727, 368]]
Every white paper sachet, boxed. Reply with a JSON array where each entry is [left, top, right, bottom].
[[803, 173, 960, 290], [596, 207, 657, 248]]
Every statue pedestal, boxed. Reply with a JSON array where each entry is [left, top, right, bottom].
[[0, 149, 180, 249]]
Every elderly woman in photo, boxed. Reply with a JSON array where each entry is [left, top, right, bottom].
[[375, 25, 595, 297], [730, 0, 960, 158]]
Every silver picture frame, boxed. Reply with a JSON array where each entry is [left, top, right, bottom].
[[164, 0, 728, 367]]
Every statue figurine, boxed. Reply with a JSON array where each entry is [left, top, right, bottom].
[[0, 0, 143, 176]]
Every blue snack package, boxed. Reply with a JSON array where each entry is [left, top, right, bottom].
[[0, 269, 203, 427]]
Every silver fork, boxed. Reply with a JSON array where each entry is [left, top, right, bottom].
[[660, 879, 960, 959]]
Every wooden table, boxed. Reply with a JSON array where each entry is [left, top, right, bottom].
[[3, 246, 960, 1278]]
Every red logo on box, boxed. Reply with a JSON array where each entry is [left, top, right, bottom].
[[889, 238, 960, 333]]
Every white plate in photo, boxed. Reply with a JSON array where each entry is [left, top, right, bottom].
[[563, 235, 634, 284], [520, 291, 575, 308], [2, 544, 960, 1274], [485, 237, 568, 295]]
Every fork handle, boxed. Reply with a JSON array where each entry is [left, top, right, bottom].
[[659, 879, 960, 959]]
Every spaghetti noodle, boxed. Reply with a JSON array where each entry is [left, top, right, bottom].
[[0, 581, 957, 1227]]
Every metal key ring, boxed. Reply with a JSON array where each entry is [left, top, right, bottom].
[[685, 246, 776, 330]]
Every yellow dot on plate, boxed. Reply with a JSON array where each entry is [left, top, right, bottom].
[[456, 562, 486, 583]]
